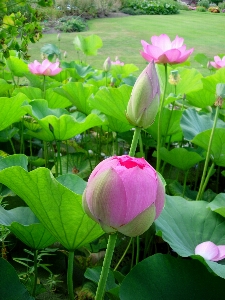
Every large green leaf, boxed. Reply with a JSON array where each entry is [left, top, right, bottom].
[[155, 195, 225, 278], [155, 195, 225, 257], [202, 68, 225, 103], [54, 82, 98, 114], [120, 254, 225, 300], [159, 147, 204, 171], [192, 128, 225, 166], [73, 35, 103, 56], [0, 154, 28, 170], [46, 88, 71, 109], [0, 93, 27, 131], [207, 193, 225, 217], [180, 108, 225, 141], [12, 86, 42, 100], [186, 88, 215, 108], [0, 167, 103, 250], [6, 56, 29, 77], [107, 115, 132, 133], [89, 85, 132, 124], [0, 206, 56, 250], [22, 99, 107, 141], [146, 108, 183, 140], [156, 65, 203, 97], [0, 258, 34, 300], [0, 78, 13, 95]]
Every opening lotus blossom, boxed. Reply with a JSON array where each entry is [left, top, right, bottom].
[[209, 56, 225, 69], [28, 59, 62, 76], [195, 241, 225, 261], [82, 155, 165, 237], [140, 34, 194, 64]]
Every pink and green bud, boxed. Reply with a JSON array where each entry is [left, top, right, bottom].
[[126, 61, 160, 129], [103, 57, 111, 72], [82, 155, 165, 237]]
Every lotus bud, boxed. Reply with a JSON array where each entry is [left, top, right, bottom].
[[168, 70, 180, 85], [57, 33, 61, 41], [82, 155, 165, 237], [126, 61, 160, 129], [215, 83, 225, 106], [63, 51, 67, 58], [103, 57, 111, 72]]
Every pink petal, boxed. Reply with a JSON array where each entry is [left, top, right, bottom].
[[214, 55, 221, 63], [210, 62, 220, 69], [213, 245, 225, 261], [151, 34, 172, 51], [175, 48, 194, 64], [195, 241, 219, 260], [140, 51, 155, 62], [158, 49, 181, 64], [171, 35, 184, 48], [154, 174, 165, 219], [115, 164, 158, 224]]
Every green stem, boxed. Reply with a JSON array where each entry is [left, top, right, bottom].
[[95, 233, 117, 300], [57, 141, 62, 175], [67, 251, 74, 300], [9, 138, 16, 154], [138, 132, 144, 156], [43, 75, 46, 98], [196, 106, 220, 200], [32, 250, 38, 297], [201, 162, 215, 198], [20, 117, 24, 154], [135, 236, 140, 265], [128, 127, 142, 157], [182, 170, 189, 197], [114, 237, 132, 271], [156, 63, 168, 172]]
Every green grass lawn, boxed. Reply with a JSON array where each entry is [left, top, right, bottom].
[[29, 10, 225, 73]]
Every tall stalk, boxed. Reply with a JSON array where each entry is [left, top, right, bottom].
[[196, 106, 220, 200], [156, 64, 168, 172], [95, 233, 117, 300], [67, 251, 75, 300]]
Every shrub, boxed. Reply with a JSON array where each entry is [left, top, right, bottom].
[[218, 1, 225, 10], [208, 6, 220, 11], [56, 17, 87, 32], [196, 5, 207, 11], [197, 0, 210, 8], [120, 0, 179, 15]]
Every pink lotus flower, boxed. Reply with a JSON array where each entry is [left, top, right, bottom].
[[82, 155, 165, 237], [111, 59, 124, 66], [126, 61, 160, 129], [209, 56, 225, 69], [195, 241, 225, 261], [28, 59, 62, 76], [140, 34, 194, 64]]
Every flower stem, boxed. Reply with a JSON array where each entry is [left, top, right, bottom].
[[196, 106, 220, 200], [32, 249, 38, 297], [156, 63, 168, 172], [129, 127, 142, 157], [114, 237, 132, 271], [95, 233, 117, 300], [67, 251, 74, 300]]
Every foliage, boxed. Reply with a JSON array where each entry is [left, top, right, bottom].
[[0, 0, 53, 60], [197, 0, 210, 8], [196, 5, 207, 11], [56, 16, 87, 32], [120, 0, 179, 15]]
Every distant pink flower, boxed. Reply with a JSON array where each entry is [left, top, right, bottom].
[[209, 56, 225, 69], [195, 241, 225, 261], [141, 34, 194, 64], [82, 155, 165, 237], [111, 59, 124, 66], [28, 59, 62, 76]]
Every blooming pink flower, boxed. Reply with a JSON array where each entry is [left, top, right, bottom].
[[82, 155, 165, 237], [140, 34, 194, 64], [209, 56, 225, 69], [28, 59, 62, 76], [195, 241, 225, 261]]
